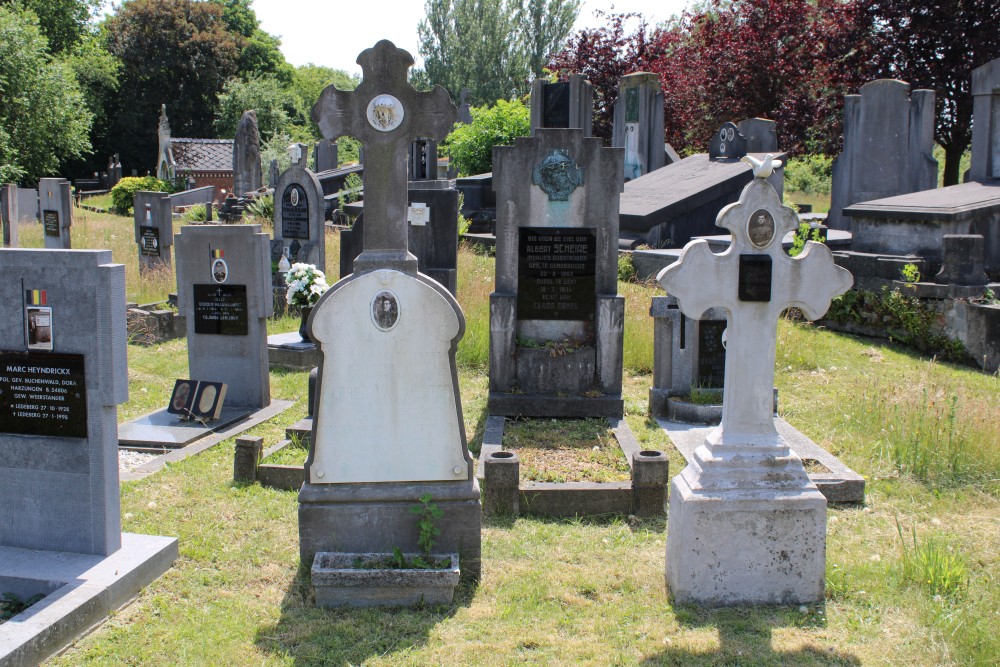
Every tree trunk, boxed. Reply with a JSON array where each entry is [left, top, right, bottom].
[[941, 142, 965, 187]]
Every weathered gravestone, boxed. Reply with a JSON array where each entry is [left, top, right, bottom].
[[0, 249, 177, 665], [1, 183, 18, 247], [340, 181, 460, 295], [268, 158, 280, 188], [828, 79, 937, 230], [233, 110, 262, 196], [489, 129, 625, 418], [409, 137, 439, 179], [39, 177, 72, 249], [530, 74, 593, 136], [301, 40, 481, 585], [314, 138, 339, 172], [612, 72, 665, 181], [970, 56, 1000, 183], [458, 87, 473, 124], [108, 153, 123, 188], [133, 190, 173, 272], [657, 162, 853, 605], [272, 143, 325, 271]]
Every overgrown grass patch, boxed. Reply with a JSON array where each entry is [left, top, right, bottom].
[[505, 418, 629, 483]]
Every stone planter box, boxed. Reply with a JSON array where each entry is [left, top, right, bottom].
[[667, 396, 722, 425], [311, 552, 460, 608]]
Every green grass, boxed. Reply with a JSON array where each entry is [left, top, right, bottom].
[[16, 209, 997, 666]]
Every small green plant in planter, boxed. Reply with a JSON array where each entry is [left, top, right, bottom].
[[900, 262, 922, 284], [686, 385, 723, 405]]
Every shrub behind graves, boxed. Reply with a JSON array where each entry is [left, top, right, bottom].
[[444, 99, 530, 176], [784, 155, 833, 195], [110, 176, 172, 215]]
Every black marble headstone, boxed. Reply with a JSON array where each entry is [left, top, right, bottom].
[[709, 122, 748, 160], [0, 351, 88, 438], [517, 227, 596, 320], [192, 284, 249, 335], [543, 82, 570, 128], [696, 320, 727, 387]]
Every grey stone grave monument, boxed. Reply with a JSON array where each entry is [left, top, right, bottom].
[[314, 138, 339, 172], [828, 79, 937, 230], [0, 248, 177, 665], [1, 183, 18, 247], [612, 72, 666, 180], [119, 224, 284, 448], [300, 40, 481, 588], [658, 159, 853, 605], [133, 190, 173, 272], [340, 180, 460, 295], [458, 87, 473, 124], [39, 177, 72, 249], [970, 56, 1000, 183], [530, 73, 593, 136], [273, 143, 326, 270], [489, 128, 625, 418], [233, 110, 262, 196], [409, 137, 439, 179]]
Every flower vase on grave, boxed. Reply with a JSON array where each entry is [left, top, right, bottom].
[[299, 306, 313, 342]]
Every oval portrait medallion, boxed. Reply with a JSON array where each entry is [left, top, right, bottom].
[[747, 208, 776, 249], [197, 384, 217, 413], [371, 290, 400, 331], [366, 94, 405, 132], [289, 186, 300, 207], [211, 258, 229, 283]]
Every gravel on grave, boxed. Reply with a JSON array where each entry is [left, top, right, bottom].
[[118, 449, 159, 471]]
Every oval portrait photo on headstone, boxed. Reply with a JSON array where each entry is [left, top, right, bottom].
[[211, 258, 229, 283], [370, 290, 400, 331], [747, 208, 776, 249]]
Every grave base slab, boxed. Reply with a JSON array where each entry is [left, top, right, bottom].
[[117, 405, 253, 449], [658, 417, 865, 503], [298, 480, 482, 582], [487, 393, 623, 418], [267, 331, 322, 370], [665, 474, 826, 607], [0, 533, 178, 667]]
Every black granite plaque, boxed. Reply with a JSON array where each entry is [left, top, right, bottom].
[[139, 225, 160, 256], [543, 82, 570, 128], [192, 284, 249, 335], [281, 184, 310, 239], [43, 210, 60, 236], [739, 254, 772, 302], [517, 227, 596, 320], [697, 320, 727, 387], [0, 351, 87, 438]]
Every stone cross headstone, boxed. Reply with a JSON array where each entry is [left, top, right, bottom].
[[233, 110, 262, 196], [612, 72, 665, 180], [38, 177, 72, 249], [174, 225, 272, 409], [530, 74, 594, 137], [489, 129, 625, 418], [657, 165, 853, 606], [828, 79, 937, 230], [0, 249, 127, 555], [970, 56, 1000, 182], [301, 40, 480, 582], [1, 183, 18, 247], [272, 144, 325, 272], [133, 190, 173, 272]]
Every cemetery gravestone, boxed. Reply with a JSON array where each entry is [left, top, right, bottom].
[[175, 224, 272, 410], [458, 87, 473, 124], [314, 139, 339, 172], [409, 137, 438, 179], [709, 122, 748, 160], [133, 190, 173, 272], [233, 110, 262, 196], [828, 79, 937, 230], [530, 74, 594, 136], [612, 72, 665, 180], [1, 183, 17, 247], [0, 249, 126, 554], [301, 40, 481, 584], [658, 163, 853, 606], [739, 118, 778, 153], [970, 56, 1000, 182], [268, 158, 280, 188], [272, 144, 326, 272], [39, 177, 72, 249], [489, 129, 625, 417]]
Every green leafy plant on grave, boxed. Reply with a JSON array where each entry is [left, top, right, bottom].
[[826, 287, 969, 363], [900, 262, 922, 284], [617, 252, 637, 282], [684, 384, 723, 405], [457, 191, 471, 237], [789, 220, 824, 257], [110, 176, 173, 215], [184, 204, 208, 222], [342, 172, 363, 204], [896, 519, 966, 597], [244, 193, 274, 221], [1, 592, 43, 623], [411, 492, 444, 557]]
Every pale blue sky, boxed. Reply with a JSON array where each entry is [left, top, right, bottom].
[[252, 0, 691, 73]]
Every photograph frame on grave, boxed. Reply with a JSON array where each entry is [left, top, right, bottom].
[[26, 306, 54, 351]]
